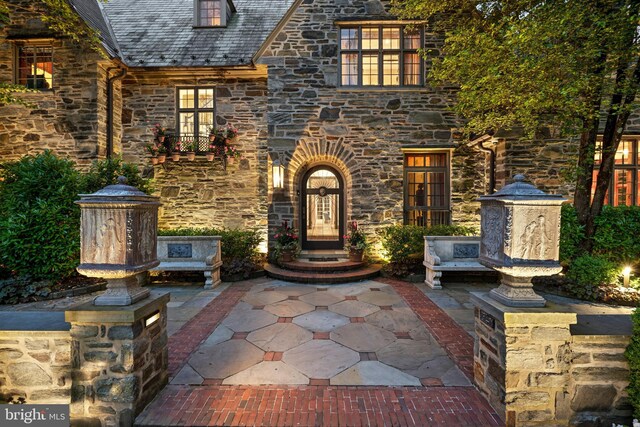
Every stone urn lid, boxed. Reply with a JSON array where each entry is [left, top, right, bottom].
[[77, 176, 160, 204], [479, 174, 565, 202]]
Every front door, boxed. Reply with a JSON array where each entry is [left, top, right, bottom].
[[301, 166, 344, 250]]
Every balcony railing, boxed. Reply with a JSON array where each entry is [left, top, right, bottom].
[[158, 134, 214, 153]]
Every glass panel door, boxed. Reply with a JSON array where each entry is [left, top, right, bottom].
[[301, 167, 344, 250]]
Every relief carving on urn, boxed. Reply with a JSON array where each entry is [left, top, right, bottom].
[[478, 175, 566, 307]]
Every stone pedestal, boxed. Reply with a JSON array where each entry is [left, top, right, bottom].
[[471, 292, 632, 426], [94, 274, 150, 306], [65, 293, 169, 427]]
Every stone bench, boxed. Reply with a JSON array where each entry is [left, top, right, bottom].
[[152, 236, 222, 289], [424, 236, 493, 289]]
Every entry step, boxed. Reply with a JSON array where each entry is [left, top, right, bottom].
[[264, 263, 382, 284], [279, 260, 365, 272]]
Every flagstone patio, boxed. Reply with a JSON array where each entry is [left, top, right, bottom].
[[170, 280, 471, 388]]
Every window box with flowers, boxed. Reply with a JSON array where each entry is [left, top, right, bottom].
[[344, 221, 368, 262], [274, 220, 299, 262]]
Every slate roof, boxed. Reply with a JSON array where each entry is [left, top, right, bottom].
[[69, 0, 120, 58], [99, 0, 296, 68]]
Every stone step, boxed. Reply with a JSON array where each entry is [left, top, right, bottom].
[[264, 263, 382, 284], [299, 250, 349, 261], [279, 260, 365, 272]]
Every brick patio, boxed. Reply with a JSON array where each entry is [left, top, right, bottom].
[[137, 278, 502, 426]]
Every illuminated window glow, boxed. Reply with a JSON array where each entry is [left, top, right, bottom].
[[17, 45, 53, 89], [592, 138, 640, 206], [339, 25, 424, 87], [404, 153, 450, 226]]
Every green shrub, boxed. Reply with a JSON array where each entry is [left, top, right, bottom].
[[0, 151, 82, 281], [565, 254, 621, 301], [82, 156, 153, 194], [379, 224, 475, 263], [559, 204, 584, 264], [379, 225, 425, 263], [625, 307, 640, 418], [593, 206, 640, 264]]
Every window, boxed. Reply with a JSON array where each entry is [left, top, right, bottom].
[[16, 45, 53, 89], [177, 87, 216, 151], [404, 153, 450, 226], [339, 25, 423, 87], [592, 138, 640, 206], [195, 0, 234, 27]]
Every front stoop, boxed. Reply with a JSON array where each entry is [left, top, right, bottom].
[[264, 263, 382, 284]]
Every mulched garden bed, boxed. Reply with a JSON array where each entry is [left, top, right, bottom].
[[533, 275, 640, 307], [0, 275, 106, 305]]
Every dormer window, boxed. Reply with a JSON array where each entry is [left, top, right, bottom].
[[195, 0, 235, 27]]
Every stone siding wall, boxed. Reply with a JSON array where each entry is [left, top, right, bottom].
[[69, 302, 168, 426], [474, 307, 632, 426], [119, 73, 269, 233], [259, 0, 485, 250], [0, 331, 71, 404], [0, 0, 116, 169]]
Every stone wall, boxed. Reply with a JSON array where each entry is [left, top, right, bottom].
[[259, 0, 485, 250], [0, 0, 117, 169], [0, 331, 71, 404], [66, 295, 169, 426], [119, 73, 269, 233], [473, 301, 632, 426]]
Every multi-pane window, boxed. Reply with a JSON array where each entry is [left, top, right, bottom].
[[339, 25, 423, 87], [404, 153, 450, 226], [198, 0, 222, 26], [16, 45, 53, 89], [177, 87, 216, 150], [592, 138, 640, 206]]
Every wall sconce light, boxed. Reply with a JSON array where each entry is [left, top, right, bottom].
[[623, 266, 632, 287], [272, 159, 285, 189]]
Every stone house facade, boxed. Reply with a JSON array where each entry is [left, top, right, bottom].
[[0, 0, 581, 255]]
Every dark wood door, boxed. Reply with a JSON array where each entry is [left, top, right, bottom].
[[301, 166, 344, 250]]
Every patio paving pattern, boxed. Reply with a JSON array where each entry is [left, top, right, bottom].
[[137, 277, 502, 426], [172, 280, 470, 387]]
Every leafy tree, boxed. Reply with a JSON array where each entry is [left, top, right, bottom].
[[392, 0, 640, 250]]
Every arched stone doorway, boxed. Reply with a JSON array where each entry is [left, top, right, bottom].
[[300, 165, 345, 250]]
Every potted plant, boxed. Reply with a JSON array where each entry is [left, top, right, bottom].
[[225, 145, 241, 164], [208, 126, 217, 143], [151, 123, 167, 143], [171, 139, 182, 161], [145, 143, 159, 165], [206, 143, 216, 161], [344, 221, 368, 262], [274, 220, 299, 262], [156, 144, 167, 163], [216, 123, 238, 144], [185, 141, 197, 161]]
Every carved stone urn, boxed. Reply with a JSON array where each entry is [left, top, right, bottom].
[[478, 174, 566, 307], [76, 177, 161, 306]]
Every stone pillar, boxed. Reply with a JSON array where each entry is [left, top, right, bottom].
[[67, 177, 168, 426], [478, 174, 565, 307], [65, 294, 169, 426]]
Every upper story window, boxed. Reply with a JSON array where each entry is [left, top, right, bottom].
[[16, 45, 53, 90], [195, 0, 235, 27], [177, 87, 216, 150], [592, 138, 640, 206], [339, 25, 424, 87], [404, 152, 451, 226]]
